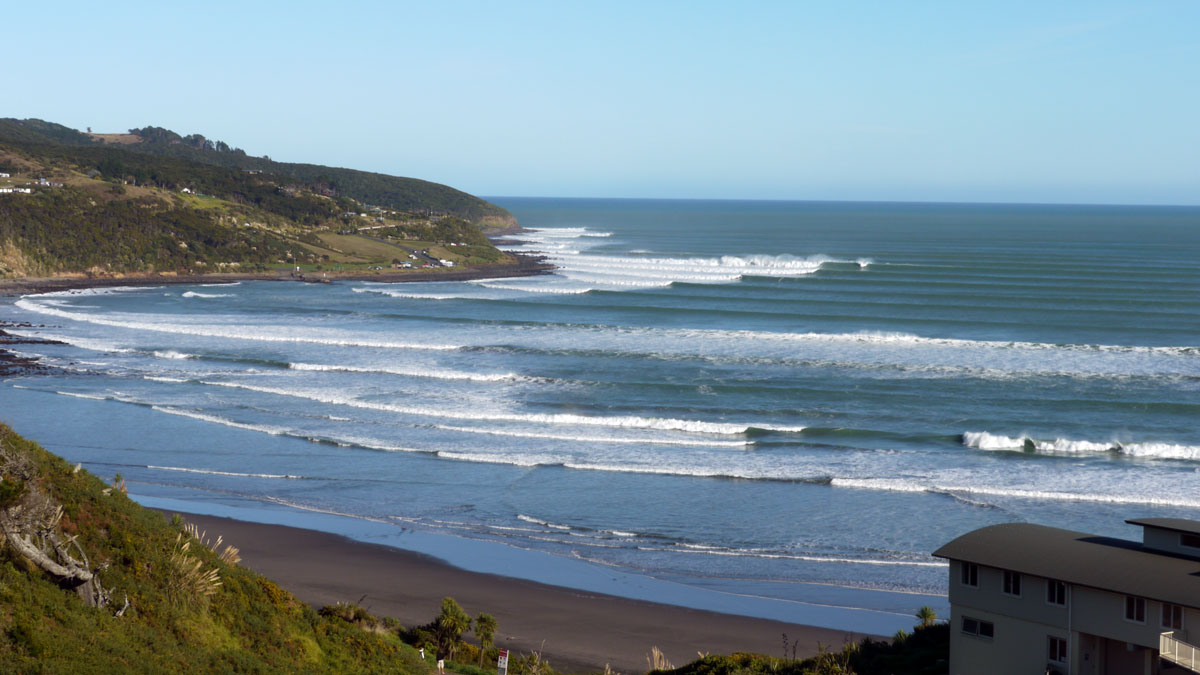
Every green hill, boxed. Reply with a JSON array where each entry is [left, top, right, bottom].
[[0, 119, 515, 226], [0, 422, 426, 673], [0, 119, 524, 280]]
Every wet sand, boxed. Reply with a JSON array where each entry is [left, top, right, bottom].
[[171, 512, 871, 673]]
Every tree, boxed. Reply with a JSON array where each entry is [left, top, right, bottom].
[[434, 597, 472, 661], [916, 605, 937, 628], [475, 613, 497, 666]]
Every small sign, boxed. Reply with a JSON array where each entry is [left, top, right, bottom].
[[497, 648, 509, 675]]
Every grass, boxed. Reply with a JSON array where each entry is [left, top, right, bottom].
[[314, 232, 415, 263], [0, 421, 430, 673]]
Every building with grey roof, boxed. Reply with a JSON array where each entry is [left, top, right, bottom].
[[934, 519, 1200, 674]]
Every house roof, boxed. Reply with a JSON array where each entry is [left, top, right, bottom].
[[933, 522, 1200, 609], [1126, 518, 1200, 537]]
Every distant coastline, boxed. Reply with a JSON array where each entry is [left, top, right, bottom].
[[0, 249, 553, 297]]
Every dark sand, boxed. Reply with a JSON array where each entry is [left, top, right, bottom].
[[172, 512, 869, 673]]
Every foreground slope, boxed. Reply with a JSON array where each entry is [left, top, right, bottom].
[[0, 422, 426, 673]]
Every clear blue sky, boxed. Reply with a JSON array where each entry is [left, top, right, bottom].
[[4, 1, 1198, 205]]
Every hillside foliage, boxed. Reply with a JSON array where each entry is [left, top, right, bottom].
[[0, 118, 514, 225], [0, 118, 523, 278], [0, 189, 290, 276], [0, 422, 428, 673]]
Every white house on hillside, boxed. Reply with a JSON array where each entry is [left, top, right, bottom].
[[935, 518, 1200, 674]]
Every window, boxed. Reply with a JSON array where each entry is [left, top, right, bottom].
[[1003, 570, 1022, 597], [960, 562, 979, 587], [1047, 636, 1068, 664], [961, 616, 994, 639], [1046, 580, 1067, 606], [1163, 603, 1185, 631], [1182, 533, 1200, 549], [1125, 596, 1146, 623]]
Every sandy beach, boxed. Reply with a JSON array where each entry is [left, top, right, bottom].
[[170, 512, 870, 674]]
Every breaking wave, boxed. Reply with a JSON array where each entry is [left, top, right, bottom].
[[962, 431, 1200, 460]]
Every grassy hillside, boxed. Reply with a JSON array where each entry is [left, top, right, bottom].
[[0, 123, 520, 280], [0, 119, 515, 226], [0, 421, 427, 673]]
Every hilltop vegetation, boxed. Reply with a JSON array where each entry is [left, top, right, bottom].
[[0, 118, 523, 280], [0, 118, 515, 226]]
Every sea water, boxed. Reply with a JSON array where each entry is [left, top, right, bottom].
[[2, 198, 1198, 631]]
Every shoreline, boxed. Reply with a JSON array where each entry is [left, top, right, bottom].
[[164, 510, 875, 673], [0, 251, 553, 297]]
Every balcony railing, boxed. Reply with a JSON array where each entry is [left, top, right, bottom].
[[1161, 631, 1200, 673]]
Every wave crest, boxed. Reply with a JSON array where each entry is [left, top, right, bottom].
[[962, 431, 1200, 460]]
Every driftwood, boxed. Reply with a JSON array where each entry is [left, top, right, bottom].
[[0, 436, 115, 609]]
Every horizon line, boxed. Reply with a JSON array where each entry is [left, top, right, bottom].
[[481, 195, 1200, 209]]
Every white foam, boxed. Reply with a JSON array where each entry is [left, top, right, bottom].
[[25, 286, 163, 299], [151, 406, 290, 436], [147, 465, 303, 479], [637, 544, 946, 568], [507, 228, 856, 291], [153, 350, 195, 360], [431, 424, 752, 447], [962, 431, 1200, 460], [55, 391, 107, 401], [612, 325, 1200, 362], [1120, 443, 1200, 460], [182, 291, 232, 299], [962, 431, 1029, 451], [517, 514, 573, 530], [352, 287, 465, 300], [144, 376, 189, 383], [472, 282, 596, 294], [435, 450, 548, 467], [288, 362, 519, 383]]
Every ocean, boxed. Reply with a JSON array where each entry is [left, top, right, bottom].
[[3, 197, 1198, 633]]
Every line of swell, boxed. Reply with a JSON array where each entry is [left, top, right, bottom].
[[21, 296, 1197, 359], [14, 299, 463, 351], [200, 380, 797, 435], [146, 465, 305, 479], [831, 478, 1200, 509], [431, 424, 753, 448]]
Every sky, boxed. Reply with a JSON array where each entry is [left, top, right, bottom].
[[4, 1, 1199, 205]]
